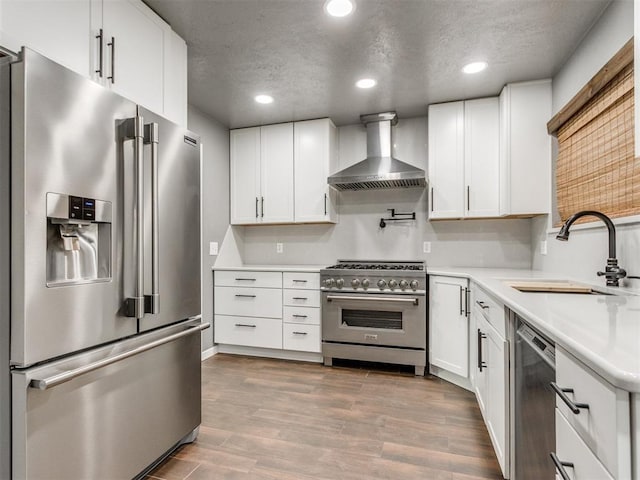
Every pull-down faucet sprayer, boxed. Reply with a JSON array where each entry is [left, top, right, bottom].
[[556, 210, 627, 287]]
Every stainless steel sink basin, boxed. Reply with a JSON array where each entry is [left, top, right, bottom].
[[505, 280, 613, 295]]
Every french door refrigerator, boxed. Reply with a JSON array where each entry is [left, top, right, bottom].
[[0, 48, 207, 479]]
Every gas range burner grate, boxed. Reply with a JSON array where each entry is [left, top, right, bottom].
[[325, 262, 424, 271]]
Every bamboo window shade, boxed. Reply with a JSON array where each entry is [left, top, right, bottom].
[[555, 61, 638, 226]]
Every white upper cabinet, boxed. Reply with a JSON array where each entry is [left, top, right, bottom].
[[230, 118, 337, 226], [499, 80, 552, 215], [294, 118, 338, 223], [0, 0, 92, 76], [428, 99, 499, 219], [230, 127, 262, 224], [464, 98, 500, 217], [96, 0, 165, 115], [0, 0, 188, 125], [260, 123, 294, 223], [230, 124, 294, 225], [428, 102, 465, 218]]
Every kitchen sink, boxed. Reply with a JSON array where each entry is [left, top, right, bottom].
[[506, 280, 613, 295]]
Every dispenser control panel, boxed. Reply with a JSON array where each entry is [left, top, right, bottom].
[[68, 196, 96, 221]]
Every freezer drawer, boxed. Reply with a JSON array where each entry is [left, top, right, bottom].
[[11, 319, 206, 479]]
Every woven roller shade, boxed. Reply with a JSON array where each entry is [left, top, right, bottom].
[[556, 62, 639, 225]]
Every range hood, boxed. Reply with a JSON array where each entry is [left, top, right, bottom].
[[328, 112, 427, 191]]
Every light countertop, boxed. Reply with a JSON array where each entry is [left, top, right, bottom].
[[428, 267, 640, 392], [213, 264, 327, 273]]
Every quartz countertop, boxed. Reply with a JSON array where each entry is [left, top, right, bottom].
[[427, 267, 640, 392], [213, 264, 327, 273]]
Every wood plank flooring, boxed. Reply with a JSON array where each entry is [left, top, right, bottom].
[[147, 355, 503, 480]]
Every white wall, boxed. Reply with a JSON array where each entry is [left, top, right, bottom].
[[188, 105, 229, 350], [240, 117, 533, 268], [532, 0, 640, 291]]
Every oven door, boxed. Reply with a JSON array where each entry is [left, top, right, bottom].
[[322, 292, 426, 349]]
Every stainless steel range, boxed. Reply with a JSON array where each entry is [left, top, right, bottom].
[[321, 260, 427, 376]]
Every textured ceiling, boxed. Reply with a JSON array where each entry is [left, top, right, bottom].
[[145, 0, 611, 128]]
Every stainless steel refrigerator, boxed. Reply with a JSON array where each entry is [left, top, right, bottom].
[[0, 48, 207, 479]]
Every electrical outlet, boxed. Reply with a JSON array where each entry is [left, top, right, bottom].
[[276, 242, 284, 254], [423, 241, 431, 254], [540, 240, 547, 255], [209, 241, 218, 256]]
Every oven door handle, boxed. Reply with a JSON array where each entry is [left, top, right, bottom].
[[325, 295, 419, 306]]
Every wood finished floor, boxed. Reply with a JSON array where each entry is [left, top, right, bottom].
[[147, 354, 503, 480]]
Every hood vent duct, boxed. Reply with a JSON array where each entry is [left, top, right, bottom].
[[328, 112, 427, 191]]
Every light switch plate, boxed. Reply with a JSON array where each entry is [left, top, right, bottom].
[[209, 241, 218, 256], [540, 240, 547, 255], [423, 241, 431, 254], [276, 242, 283, 253]]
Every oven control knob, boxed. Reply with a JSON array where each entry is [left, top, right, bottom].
[[351, 278, 361, 289], [362, 279, 370, 289], [399, 280, 409, 290], [389, 279, 398, 289], [410, 280, 419, 290], [324, 278, 335, 288], [336, 278, 344, 288], [377, 279, 386, 289]]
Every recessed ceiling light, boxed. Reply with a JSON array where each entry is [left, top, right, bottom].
[[254, 94, 274, 104], [324, 0, 355, 17], [462, 62, 488, 74], [356, 78, 376, 89]]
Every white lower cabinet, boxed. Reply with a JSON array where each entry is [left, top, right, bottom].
[[214, 270, 321, 355], [555, 409, 614, 480], [215, 315, 282, 349], [429, 275, 470, 377]]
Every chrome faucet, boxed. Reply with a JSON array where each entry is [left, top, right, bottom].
[[556, 210, 627, 287]]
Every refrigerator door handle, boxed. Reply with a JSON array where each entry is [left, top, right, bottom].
[[29, 323, 210, 390], [144, 122, 160, 314], [121, 116, 146, 319]]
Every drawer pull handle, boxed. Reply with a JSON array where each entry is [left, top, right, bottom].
[[292, 331, 308, 336], [475, 300, 489, 309], [550, 452, 574, 480], [550, 382, 590, 414], [235, 323, 256, 328], [292, 297, 308, 300], [292, 314, 308, 318], [235, 278, 256, 281], [235, 294, 257, 298], [292, 279, 308, 283]]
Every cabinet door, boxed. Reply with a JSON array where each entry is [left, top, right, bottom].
[[0, 0, 92, 77], [428, 102, 465, 219], [429, 276, 469, 377], [260, 123, 294, 223], [464, 98, 500, 217], [294, 118, 337, 223], [475, 315, 488, 415], [485, 322, 508, 476], [101, 0, 165, 114], [230, 128, 261, 224], [163, 29, 187, 126]]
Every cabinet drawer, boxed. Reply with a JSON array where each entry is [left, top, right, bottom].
[[474, 285, 505, 337], [283, 289, 320, 308], [283, 272, 319, 290], [214, 270, 282, 288], [215, 315, 282, 349], [283, 323, 321, 353], [555, 347, 630, 478], [555, 409, 614, 480], [283, 306, 320, 325], [214, 286, 282, 318]]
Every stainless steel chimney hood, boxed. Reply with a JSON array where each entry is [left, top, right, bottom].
[[328, 112, 427, 191]]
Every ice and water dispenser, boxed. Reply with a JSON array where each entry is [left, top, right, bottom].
[[46, 192, 112, 286]]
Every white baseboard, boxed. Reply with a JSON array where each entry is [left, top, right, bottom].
[[429, 365, 473, 392], [216, 344, 323, 363], [201, 346, 217, 361]]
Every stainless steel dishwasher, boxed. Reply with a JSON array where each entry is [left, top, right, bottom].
[[514, 316, 556, 479]]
